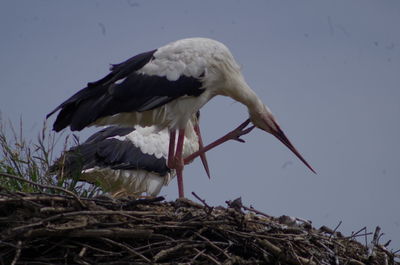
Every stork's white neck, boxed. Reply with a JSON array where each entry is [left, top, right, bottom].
[[226, 75, 265, 116]]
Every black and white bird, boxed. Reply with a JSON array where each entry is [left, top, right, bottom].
[[47, 37, 315, 198], [51, 113, 207, 197]]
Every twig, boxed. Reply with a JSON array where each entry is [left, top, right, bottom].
[[287, 241, 304, 265], [154, 243, 185, 262], [313, 240, 335, 256], [78, 246, 87, 257], [9, 210, 161, 238], [24, 228, 154, 239], [348, 258, 366, 265], [257, 239, 317, 265], [192, 192, 213, 214], [77, 242, 117, 255], [0, 192, 43, 208], [102, 237, 151, 263], [369, 226, 382, 257], [194, 248, 222, 265], [10, 241, 22, 265], [257, 238, 282, 256], [350, 226, 366, 239], [194, 232, 231, 259], [344, 232, 373, 239], [74, 257, 91, 265], [242, 204, 271, 218], [190, 248, 206, 263], [40, 207, 75, 213], [0, 172, 85, 208], [12, 209, 164, 231], [329, 221, 342, 239], [122, 196, 165, 208], [0, 194, 74, 203], [372, 226, 381, 246]]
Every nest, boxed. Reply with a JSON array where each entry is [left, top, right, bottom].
[[0, 191, 398, 265]]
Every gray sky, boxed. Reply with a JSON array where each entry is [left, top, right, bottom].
[[1, 1, 400, 248]]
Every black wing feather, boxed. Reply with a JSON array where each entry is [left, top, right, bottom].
[[50, 126, 170, 178], [47, 49, 205, 132], [95, 139, 168, 174]]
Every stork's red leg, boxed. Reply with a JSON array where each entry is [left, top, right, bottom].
[[167, 129, 176, 169], [175, 129, 186, 198], [193, 123, 211, 179], [184, 119, 255, 164]]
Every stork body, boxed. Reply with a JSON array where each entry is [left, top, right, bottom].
[[52, 118, 202, 197], [48, 38, 314, 198], [48, 38, 239, 131]]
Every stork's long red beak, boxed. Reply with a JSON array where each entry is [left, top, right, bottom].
[[193, 124, 211, 178], [269, 120, 316, 174]]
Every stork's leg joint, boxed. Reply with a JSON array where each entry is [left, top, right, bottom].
[[183, 119, 255, 164]]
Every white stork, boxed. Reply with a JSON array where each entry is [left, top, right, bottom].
[[51, 112, 211, 197], [47, 37, 315, 198]]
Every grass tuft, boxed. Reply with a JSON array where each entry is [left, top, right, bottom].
[[0, 114, 102, 197]]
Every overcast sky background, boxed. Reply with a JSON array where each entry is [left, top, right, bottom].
[[1, 1, 400, 248]]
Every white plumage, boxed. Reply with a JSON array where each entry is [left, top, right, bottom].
[[92, 38, 235, 130]]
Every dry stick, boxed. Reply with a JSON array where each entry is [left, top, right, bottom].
[[10, 241, 22, 265], [74, 258, 91, 265], [38, 210, 162, 222], [78, 247, 87, 258], [348, 258, 367, 265], [329, 220, 342, 239], [77, 242, 117, 255], [154, 243, 186, 262], [0, 195, 75, 203], [369, 226, 381, 257], [287, 241, 304, 265], [101, 237, 151, 263], [25, 228, 154, 239], [383, 240, 391, 247], [40, 207, 75, 213], [10, 210, 160, 234], [350, 226, 367, 239], [194, 232, 231, 260], [153, 227, 208, 262], [133, 240, 174, 252], [313, 240, 335, 256], [122, 196, 165, 208], [0, 172, 85, 208], [372, 226, 381, 246], [376, 233, 385, 246], [242, 204, 272, 218], [192, 192, 213, 213], [190, 248, 206, 263], [134, 239, 206, 253], [194, 248, 222, 265], [344, 232, 373, 239], [257, 239, 317, 265], [0, 192, 43, 208]]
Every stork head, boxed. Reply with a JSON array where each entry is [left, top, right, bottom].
[[250, 104, 316, 174]]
